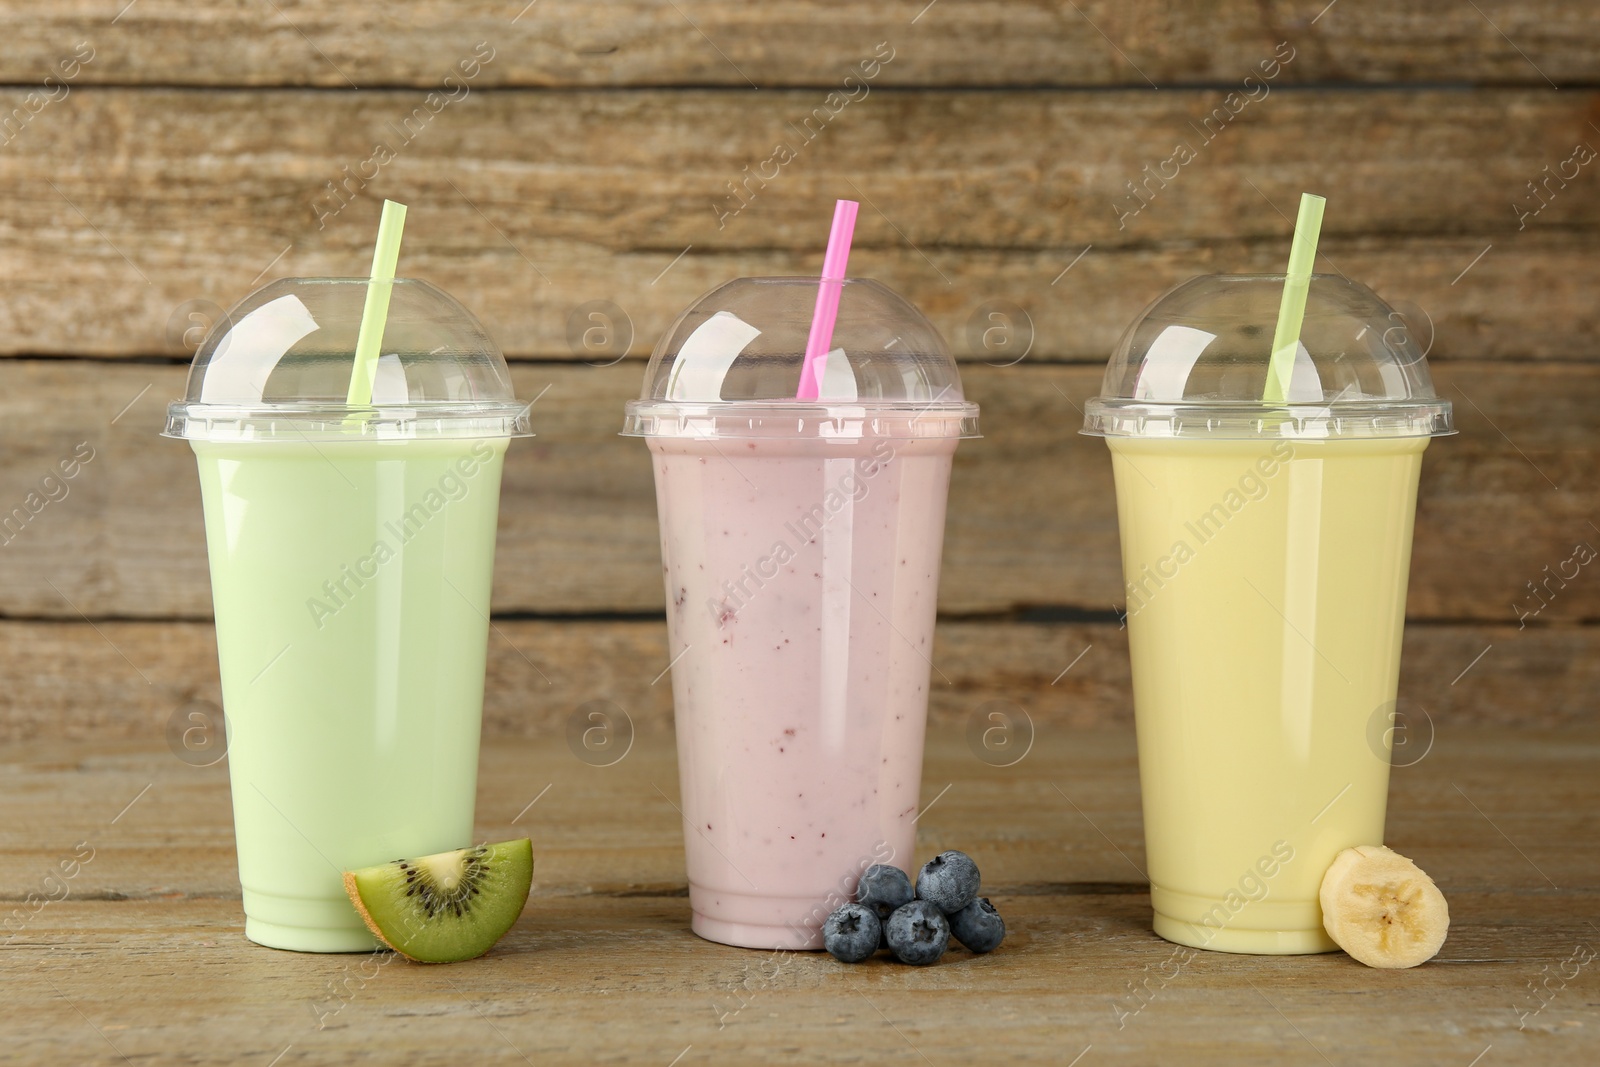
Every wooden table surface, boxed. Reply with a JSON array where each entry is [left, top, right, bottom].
[[4, 726, 1595, 1065]]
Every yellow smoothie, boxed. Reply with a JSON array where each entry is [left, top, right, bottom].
[[1108, 435, 1428, 953]]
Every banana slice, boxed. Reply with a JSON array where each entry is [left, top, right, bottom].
[[1319, 845, 1449, 969]]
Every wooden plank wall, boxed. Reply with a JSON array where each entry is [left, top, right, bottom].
[[0, 1, 1594, 741]]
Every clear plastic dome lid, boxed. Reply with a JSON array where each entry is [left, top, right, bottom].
[[164, 278, 530, 441], [622, 277, 978, 438], [1083, 274, 1454, 439]]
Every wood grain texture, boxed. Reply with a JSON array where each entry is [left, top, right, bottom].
[[0, 616, 1591, 743], [5, 1, 1595, 87], [1, 732, 1596, 1064], [0, 360, 1591, 622], [8, 731, 1594, 898], [0, 88, 1593, 360]]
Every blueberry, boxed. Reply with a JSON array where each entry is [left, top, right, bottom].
[[949, 897, 1005, 953], [822, 902, 881, 963], [856, 864, 915, 922], [884, 900, 949, 965], [916, 850, 980, 914]]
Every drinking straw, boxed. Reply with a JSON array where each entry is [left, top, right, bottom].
[[795, 199, 860, 400], [1262, 192, 1326, 405], [345, 199, 408, 407]]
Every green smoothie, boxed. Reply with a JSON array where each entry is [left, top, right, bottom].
[[194, 437, 506, 952]]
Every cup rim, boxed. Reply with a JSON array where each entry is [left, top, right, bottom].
[[621, 398, 979, 440]]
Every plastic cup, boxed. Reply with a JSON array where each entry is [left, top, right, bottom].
[[1083, 274, 1454, 954], [623, 277, 979, 949], [165, 278, 529, 952]]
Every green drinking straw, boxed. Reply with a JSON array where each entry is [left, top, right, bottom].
[[1262, 192, 1326, 404], [345, 199, 409, 407]]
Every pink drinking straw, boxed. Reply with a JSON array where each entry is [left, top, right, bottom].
[[795, 199, 860, 400]]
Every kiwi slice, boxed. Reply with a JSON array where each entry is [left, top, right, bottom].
[[343, 838, 533, 963]]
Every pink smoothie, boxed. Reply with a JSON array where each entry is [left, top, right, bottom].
[[647, 426, 958, 949]]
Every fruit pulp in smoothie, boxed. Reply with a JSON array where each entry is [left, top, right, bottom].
[[1107, 436, 1428, 954], [647, 431, 957, 950], [193, 437, 506, 952]]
